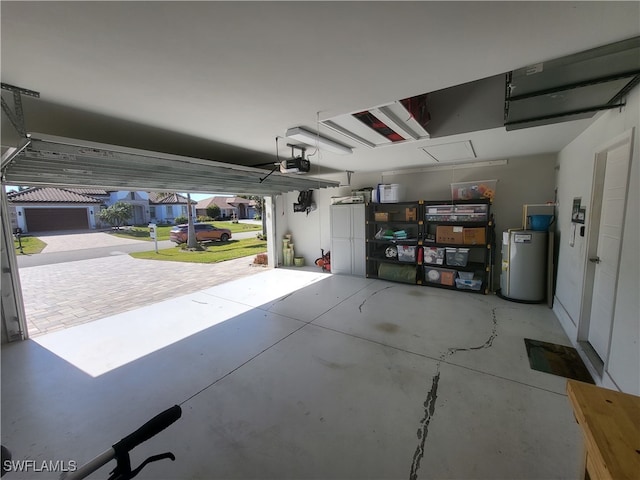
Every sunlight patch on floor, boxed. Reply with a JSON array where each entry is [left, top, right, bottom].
[[34, 269, 330, 377]]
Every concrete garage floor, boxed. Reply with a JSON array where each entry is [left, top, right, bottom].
[[1, 269, 582, 479]]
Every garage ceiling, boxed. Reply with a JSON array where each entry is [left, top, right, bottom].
[[1, 2, 640, 182]]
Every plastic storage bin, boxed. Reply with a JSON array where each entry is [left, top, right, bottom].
[[445, 248, 470, 267], [455, 278, 483, 291], [375, 184, 404, 203], [457, 271, 474, 281], [424, 266, 456, 286], [397, 245, 416, 263], [426, 204, 488, 222], [424, 247, 445, 265], [451, 180, 496, 201]]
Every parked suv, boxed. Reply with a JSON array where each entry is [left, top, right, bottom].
[[169, 223, 232, 244]]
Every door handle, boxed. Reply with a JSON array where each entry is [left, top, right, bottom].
[[589, 257, 601, 264]]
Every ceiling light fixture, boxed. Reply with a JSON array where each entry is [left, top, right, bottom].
[[285, 127, 353, 155], [321, 120, 377, 148], [370, 106, 420, 141]]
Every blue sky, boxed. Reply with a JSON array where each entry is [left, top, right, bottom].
[[4, 186, 228, 202]]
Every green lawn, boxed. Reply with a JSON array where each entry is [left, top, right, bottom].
[[130, 238, 267, 263], [219, 222, 263, 233], [14, 236, 47, 254], [111, 222, 261, 241], [110, 225, 173, 241]]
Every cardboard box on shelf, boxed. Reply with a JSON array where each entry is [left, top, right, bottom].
[[374, 212, 390, 221], [441, 270, 456, 286], [405, 207, 417, 221], [436, 225, 464, 244], [463, 227, 486, 245]]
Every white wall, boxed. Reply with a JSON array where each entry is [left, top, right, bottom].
[[274, 189, 333, 267], [554, 87, 639, 394], [274, 173, 378, 266]]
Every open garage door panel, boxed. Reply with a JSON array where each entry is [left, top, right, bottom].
[[1, 133, 338, 343], [2, 133, 339, 195], [25, 207, 88, 232]]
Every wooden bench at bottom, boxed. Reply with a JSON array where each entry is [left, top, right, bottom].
[[566, 380, 640, 480]]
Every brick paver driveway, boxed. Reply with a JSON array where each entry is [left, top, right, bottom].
[[19, 255, 268, 337]]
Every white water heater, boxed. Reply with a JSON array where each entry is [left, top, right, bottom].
[[500, 230, 547, 302]]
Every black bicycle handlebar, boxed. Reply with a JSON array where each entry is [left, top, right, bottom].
[[112, 405, 182, 455], [61, 405, 182, 480]]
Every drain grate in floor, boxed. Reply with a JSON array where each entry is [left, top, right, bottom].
[[524, 338, 594, 383]]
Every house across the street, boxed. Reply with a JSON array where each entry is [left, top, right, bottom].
[[7, 187, 196, 233], [195, 195, 257, 220]]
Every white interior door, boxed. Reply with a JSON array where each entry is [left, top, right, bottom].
[[587, 140, 632, 361]]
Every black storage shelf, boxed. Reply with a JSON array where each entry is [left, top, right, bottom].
[[424, 261, 486, 272], [420, 281, 487, 294], [423, 199, 492, 206], [422, 241, 489, 249], [367, 256, 417, 266], [425, 221, 490, 227], [367, 239, 420, 245], [368, 221, 423, 226], [369, 201, 421, 207], [366, 199, 495, 294]]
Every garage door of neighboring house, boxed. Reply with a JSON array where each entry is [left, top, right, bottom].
[[25, 208, 89, 232]]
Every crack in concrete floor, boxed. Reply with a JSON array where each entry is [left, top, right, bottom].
[[410, 307, 498, 480]]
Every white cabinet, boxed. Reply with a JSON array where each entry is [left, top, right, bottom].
[[330, 204, 365, 276]]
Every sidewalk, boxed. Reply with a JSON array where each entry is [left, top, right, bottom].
[[20, 255, 269, 337]]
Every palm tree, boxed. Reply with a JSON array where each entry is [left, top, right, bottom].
[[184, 192, 197, 249], [156, 191, 198, 248]]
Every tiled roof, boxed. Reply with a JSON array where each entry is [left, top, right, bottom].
[[148, 192, 193, 205], [66, 188, 110, 195], [7, 187, 102, 204], [225, 196, 255, 207], [201, 196, 256, 209], [210, 196, 236, 209], [195, 196, 216, 209]]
